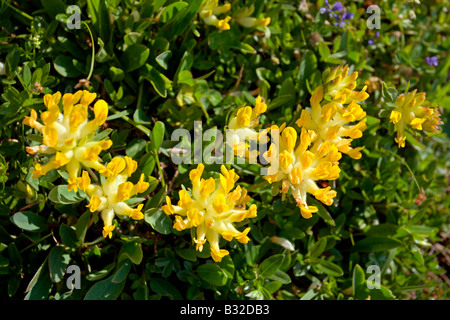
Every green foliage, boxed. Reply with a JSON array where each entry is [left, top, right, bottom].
[[0, 0, 448, 301]]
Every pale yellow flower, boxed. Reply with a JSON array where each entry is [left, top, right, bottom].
[[389, 90, 443, 148], [23, 91, 111, 191], [83, 156, 149, 238], [162, 164, 257, 262]]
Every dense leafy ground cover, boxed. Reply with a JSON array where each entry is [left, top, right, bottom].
[[0, 0, 448, 300]]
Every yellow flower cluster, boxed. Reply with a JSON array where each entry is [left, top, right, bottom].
[[84, 156, 149, 238], [227, 95, 268, 159], [23, 90, 149, 238], [199, 1, 270, 30], [23, 91, 111, 192], [162, 164, 257, 262], [389, 89, 443, 148], [263, 66, 369, 219]]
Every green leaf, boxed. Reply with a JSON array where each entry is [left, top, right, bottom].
[[258, 254, 284, 279], [48, 246, 71, 283], [155, 51, 172, 70], [308, 237, 327, 259], [84, 274, 126, 300], [369, 286, 396, 300], [109, 66, 125, 82], [175, 247, 197, 262], [112, 259, 132, 283], [145, 209, 172, 235], [353, 237, 403, 252], [120, 45, 150, 72], [298, 50, 317, 85], [25, 257, 53, 300], [310, 258, 344, 277], [53, 55, 82, 78], [152, 121, 165, 150], [120, 242, 143, 265], [318, 42, 330, 60], [40, 0, 66, 18], [149, 278, 183, 299], [10, 211, 48, 233], [160, 2, 189, 23], [48, 185, 86, 205], [217, 255, 235, 281], [87, 0, 111, 44], [59, 224, 78, 248], [140, 64, 170, 97], [352, 264, 367, 299], [164, 0, 203, 39], [5, 47, 19, 77], [86, 263, 115, 281], [197, 263, 228, 287], [75, 211, 91, 242], [269, 269, 291, 284]]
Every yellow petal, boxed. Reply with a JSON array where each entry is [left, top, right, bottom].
[[42, 125, 59, 147], [162, 196, 175, 215], [102, 225, 115, 238], [78, 171, 91, 192], [86, 194, 102, 212], [93, 99, 108, 126], [189, 164, 204, 183], [210, 248, 229, 262], [390, 110, 402, 124], [124, 156, 138, 176]]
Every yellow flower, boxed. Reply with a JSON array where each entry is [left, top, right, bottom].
[[227, 95, 268, 160], [23, 91, 112, 190], [162, 164, 257, 262], [263, 126, 341, 219], [83, 156, 149, 238], [295, 65, 368, 159], [233, 5, 271, 28], [389, 90, 443, 148], [199, 0, 232, 30], [261, 66, 369, 219]]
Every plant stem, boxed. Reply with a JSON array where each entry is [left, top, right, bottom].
[[382, 148, 421, 191], [81, 21, 95, 81], [1, 0, 33, 20], [19, 233, 52, 253], [110, 106, 151, 137]]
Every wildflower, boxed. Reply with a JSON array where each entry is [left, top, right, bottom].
[[425, 56, 439, 67], [199, 0, 232, 30], [342, 12, 354, 20], [233, 5, 271, 28], [295, 65, 369, 160], [389, 90, 443, 148], [319, 0, 331, 14], [23, 91, 112, 191], [227, 96, 268, 160], [263, 126, 341, 219], [332, 2, 343, 12], [161, 164, 257, 262], [83, 156, 149, 238], [263, 66, 369, 219]]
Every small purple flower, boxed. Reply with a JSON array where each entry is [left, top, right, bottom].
[[375, 31, 380, 38], [425, 56, 439, 67], [320, 7, 330, 14], [334, 19, 346, 27], [368, 40, 375, 45], [332, 2, 344, 12], [324, 0, 330, 7], [342, 12, 354, 20]]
